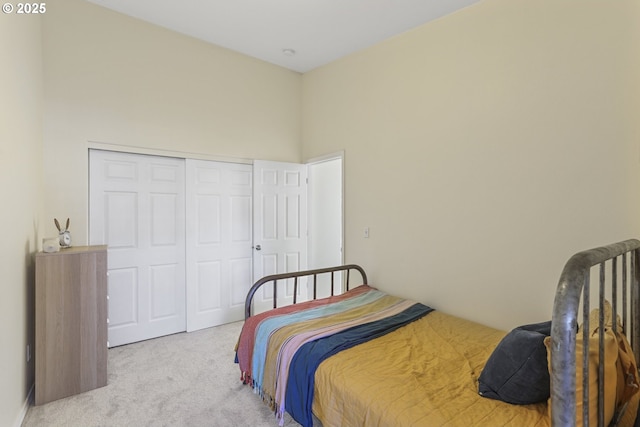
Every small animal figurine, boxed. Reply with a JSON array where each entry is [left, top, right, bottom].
[[54, 218, 72, 248]]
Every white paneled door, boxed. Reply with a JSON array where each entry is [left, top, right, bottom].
[[252, 160, 308, 315], [90, 151, 313, 343], [185, 160, 253, 331], [89, 150, 186, 347]]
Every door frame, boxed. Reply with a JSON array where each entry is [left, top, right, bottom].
[[87, 141, 254, 166], [306, 151, 345, 295]]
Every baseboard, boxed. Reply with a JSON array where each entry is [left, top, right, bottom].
[[13, 385, 34, 427]]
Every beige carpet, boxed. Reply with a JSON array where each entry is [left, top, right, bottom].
[[22, 321, 304, 427]]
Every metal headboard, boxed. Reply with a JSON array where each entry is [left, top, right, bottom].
[[550, 239, 640, 427], [244, 264, 368, 319]]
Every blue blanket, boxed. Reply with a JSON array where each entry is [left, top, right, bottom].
[[284, 303, 434, 427]]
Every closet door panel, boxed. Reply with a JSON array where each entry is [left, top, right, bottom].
[[186, 160, 253, 331], [90, 150, 186, 347]]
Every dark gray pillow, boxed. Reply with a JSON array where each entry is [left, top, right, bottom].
[[478, 321, 551, 405]]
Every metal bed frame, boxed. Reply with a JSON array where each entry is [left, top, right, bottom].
[[244, 264, 368, 320], [551, 238, 640, 427], [244, 239, 640, 427]]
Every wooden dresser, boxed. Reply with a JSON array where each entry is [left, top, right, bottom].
[[35, 245, 108, 405]]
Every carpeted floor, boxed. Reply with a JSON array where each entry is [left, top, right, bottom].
[[22, 321, 303, 427]]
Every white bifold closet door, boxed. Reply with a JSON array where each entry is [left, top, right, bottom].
[[89, 150, 254, 346], [89, 150, 187, 347], [185, 159, 253, 332]]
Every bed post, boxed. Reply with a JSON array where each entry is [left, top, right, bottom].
[[550, 239, 640, 427], [632, 248, 640, 361], [551, 259, 583, 427]]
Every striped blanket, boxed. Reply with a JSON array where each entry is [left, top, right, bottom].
[[235, 285, 434, 427]]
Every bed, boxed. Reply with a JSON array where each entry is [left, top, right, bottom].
[[236, 240, 640, 427]]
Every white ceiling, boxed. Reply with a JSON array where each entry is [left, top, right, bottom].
[[85, 0, 481, 73]]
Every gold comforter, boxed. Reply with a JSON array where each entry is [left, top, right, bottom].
[[312, 311, 550, 427]]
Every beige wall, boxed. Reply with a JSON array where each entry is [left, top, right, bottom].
[[0, 12, 43, 427], [42, 0, 303, 244], [302, 0, 640, 329]]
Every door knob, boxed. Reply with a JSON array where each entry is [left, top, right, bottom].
[[254, 245, 261, 251]]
